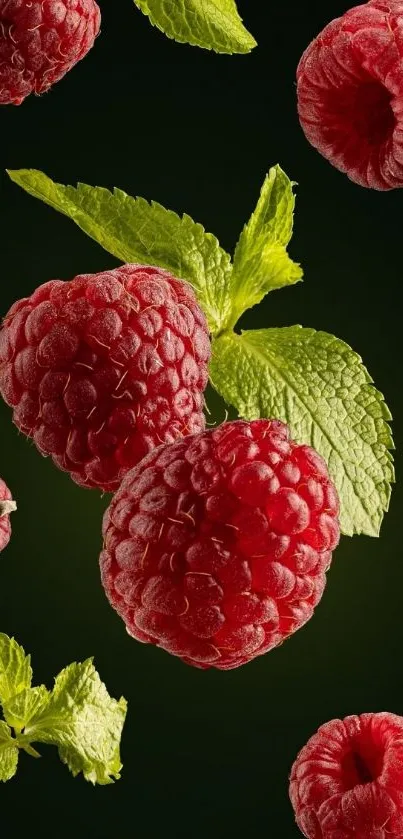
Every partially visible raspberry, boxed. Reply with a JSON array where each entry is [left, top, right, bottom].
[[0, 264, 210, 492], [100, 419, 340, 670], [290, 712, 403, 838], [0, 477, 16, 553], [0, 0, 101, 106], [297, 1, 403, 189]]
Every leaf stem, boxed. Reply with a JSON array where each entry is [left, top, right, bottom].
[[15, 734, 41, 758]]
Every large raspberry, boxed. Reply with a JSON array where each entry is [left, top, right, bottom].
[[296, 1, 403, 189], [290, 712, 403, 838], [0, 264, 210, 491], [100, 419, 340, 670], [0, 0, 101, 106], [0, 477, 16, 553]]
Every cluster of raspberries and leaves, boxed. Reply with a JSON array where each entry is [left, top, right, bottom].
[[0, 164, 394, 677], [4, 0, 403, 190], [0, 0, 255, 108], [0, 633, 127, 784]]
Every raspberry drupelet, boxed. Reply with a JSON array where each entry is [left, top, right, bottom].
[[0, 0, 101, 106], [290, 712, 403, 838], [0, 478, 16, 553], [0, 264, 210, 492], [100, 419, 340, 670], [297, 0, 403, 189]]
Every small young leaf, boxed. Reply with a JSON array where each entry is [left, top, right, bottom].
[[0, 634, 32, 708], [210, 327, 394, 537], [0, 721, 18, 782], [133, 0, 256, 54], [25, 659, 127, 785], [3, 686, 50, 734], [237, 165, 298, 250], [7, 169, 233, 336], [224, 166, 303, 330]]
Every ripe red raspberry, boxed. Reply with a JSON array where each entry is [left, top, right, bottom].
[[0, 477, 16, 553], [290, 712, 403, 838], [296, 1, 403, 189], [0, 0, 101, 106], [100, 419, 340, 670], [0, 264, 210, 491]]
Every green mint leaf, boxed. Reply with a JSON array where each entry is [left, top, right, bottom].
[[224, 166, 303, 331], [0, 636, 127, 784], [7, 169, 233, 336], [0, 634, 32, 708], [238, 165, 298, 250], [3, 686, 50, 734], [133, 0, 256, 54], [25, 659, 127, 785], [0, 721, 18, 782], [7, 167, 301, 337], [210, 327, 394, 537]]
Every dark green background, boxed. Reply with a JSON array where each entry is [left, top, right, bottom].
[[0, 1, 402, 836]]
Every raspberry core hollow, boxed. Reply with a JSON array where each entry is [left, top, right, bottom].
[[297, 0, 403, 189], [290, 712, 403, 838]]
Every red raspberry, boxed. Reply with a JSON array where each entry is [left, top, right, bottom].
[[289, 712, 403, 838], [0, 477, 16, 553], [0, 264, 210, 491], [0, 0, 101, 106], [296, 1, 403, 189], [100, 419, 340, 670]]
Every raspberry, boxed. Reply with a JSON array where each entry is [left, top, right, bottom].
[[100, 419, 340, 670], [296, 1, 403, 189], [289, 712, 403, 838], [0, 0, 101, 106], [0, 477, 16, 553], [0, 264, 210, 491]]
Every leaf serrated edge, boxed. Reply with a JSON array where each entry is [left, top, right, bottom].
[[210, 328, 395, 537], [132, 0, 256, 54], [7, 169, 233, 335]]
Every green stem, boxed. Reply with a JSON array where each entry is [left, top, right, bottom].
[[15, 734, 41, 758]]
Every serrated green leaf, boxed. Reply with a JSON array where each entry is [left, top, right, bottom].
[[0, 634, 32, 709], [210, 328, 394, 537], [224, 166, 303, 330], [3, 686, 50, 733], [236, 165, 298, 253], [133, 0, 256, 54], [25, 659, 127, 785], [0, 721, 18, 782], [7, 169, 233, 336]]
